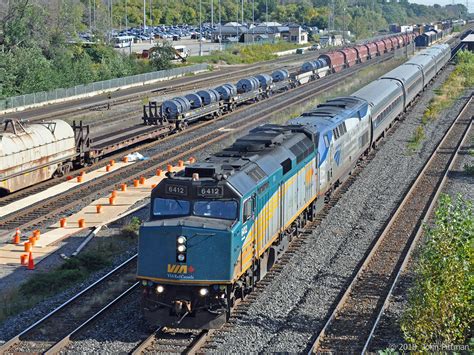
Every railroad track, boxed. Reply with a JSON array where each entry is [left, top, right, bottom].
[[0, 256, 139, 354], [0, 62, 301, 209], [308, 95, 473, 353], [0, 53, 395, 233], [74, 62, 303, 129], [132, 327, 211, 354], [61, 60, 305, 129], [21, 51, 319, 124]]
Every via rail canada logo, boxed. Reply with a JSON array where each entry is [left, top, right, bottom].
[[167, 264, 195, 274]]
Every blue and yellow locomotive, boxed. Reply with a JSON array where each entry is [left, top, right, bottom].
[[137, 97, 371, 329]]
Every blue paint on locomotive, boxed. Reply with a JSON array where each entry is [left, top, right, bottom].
[[137, 129, 318, 284], [138, 225, 233, 282]]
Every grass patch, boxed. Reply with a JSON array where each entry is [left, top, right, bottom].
[[422, 50, 474, 123], [407, 125, 426, 152], [187, 41, 300, 65], [464, 163, 474, 175], [0, 234, 133, 324], [401, 194, 473, 348]]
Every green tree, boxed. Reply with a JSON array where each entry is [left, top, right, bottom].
[[150, 41, 175, 70]]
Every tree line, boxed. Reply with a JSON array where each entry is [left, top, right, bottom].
[[0, 0, 469, 100], [109, 0, 467, 36]]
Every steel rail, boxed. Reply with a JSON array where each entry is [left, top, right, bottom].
[[131, 327, 211, 355], [21, 52, 317, 123], [44, 282, 140, 354], [0, 255, 138, 354]]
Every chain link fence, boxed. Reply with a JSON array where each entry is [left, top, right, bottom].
[[0, 64, 208, 111]]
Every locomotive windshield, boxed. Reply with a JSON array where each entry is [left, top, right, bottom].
[[193, 200, 237, 220], [153, 198, 190, 217], [152, 198, 238, 221]]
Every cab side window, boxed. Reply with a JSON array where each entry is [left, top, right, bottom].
[[243, 197, 254, 221]]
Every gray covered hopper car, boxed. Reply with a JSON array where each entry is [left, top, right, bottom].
[[0, 120, 76, 195]]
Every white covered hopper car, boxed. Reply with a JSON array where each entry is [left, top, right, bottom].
[[0, 120, 77, 195]]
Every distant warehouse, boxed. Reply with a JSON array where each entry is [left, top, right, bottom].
[[212, 22, 308, 44]]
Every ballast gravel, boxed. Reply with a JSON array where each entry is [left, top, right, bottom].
[[0, 232, 138, 345]]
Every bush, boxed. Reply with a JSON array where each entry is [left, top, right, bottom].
[[122, 216, 142, 238], [18, 251, 110, 298], [463, 164, 474, 175], [401, 194, 473, 347], [421, 50, 474, 123]]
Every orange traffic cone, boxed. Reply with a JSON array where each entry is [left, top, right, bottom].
[[27, 252, 35, 270], [20, 254, 28, 265], [13, 229, 20, 244]]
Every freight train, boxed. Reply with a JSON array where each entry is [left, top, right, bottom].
[[136, 44, 451, 329], [0, 31, 433, 196], [142, 32, 417, 126]]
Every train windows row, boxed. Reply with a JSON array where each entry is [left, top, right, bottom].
[[374, 95, 402, 126]]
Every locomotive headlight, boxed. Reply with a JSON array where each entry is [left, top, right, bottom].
[[177, 236, 187, 244], [199, 288, 209, 296], [156, 285, 164, 293], [177, 253, 186, 262], [177, 245, 186, 252]]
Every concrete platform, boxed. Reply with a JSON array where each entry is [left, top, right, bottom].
[[0, 164, 185, 267], [0, 243, 59, 266], [0, 161, 135, 218]]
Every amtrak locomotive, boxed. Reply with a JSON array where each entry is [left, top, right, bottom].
[[136, 44, 451, 329]]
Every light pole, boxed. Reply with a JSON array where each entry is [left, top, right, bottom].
[[219, 0, 222, 50], [93, 0, 96, 29], [88, 0, 91, 31], [149, 0, 152, 28], [265, 0, 268, 23], [199, 0, 203, 56], [149, 0, 153, 43], [125, 0, 128, 29], [241, 0, 244, 26], [211, 0, 214, 28], [110, 0, 113, 31], [143, 0, 146, 31], [252, 0, 254, 25]]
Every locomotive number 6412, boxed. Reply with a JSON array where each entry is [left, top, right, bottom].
[[197, 186, 223, 197]]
